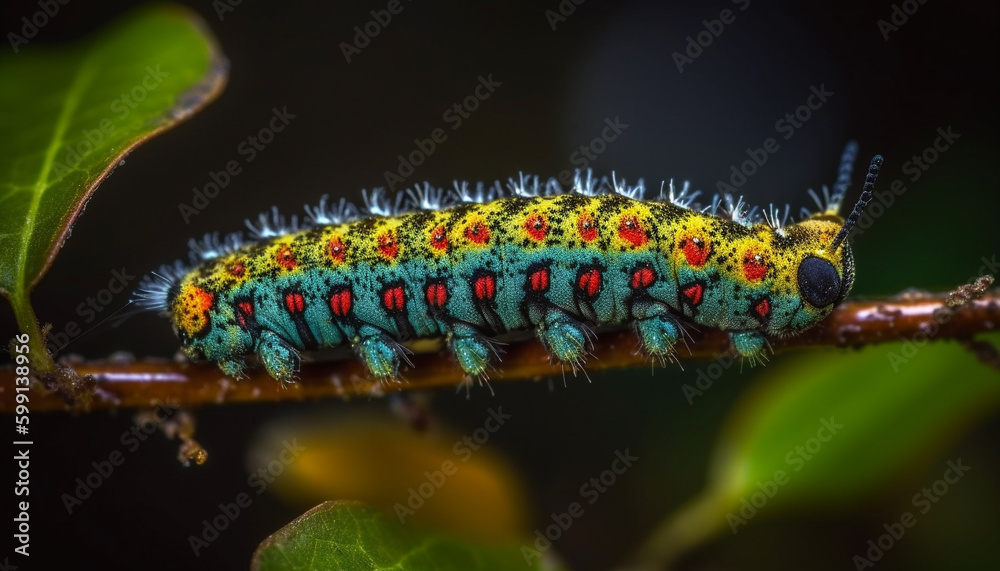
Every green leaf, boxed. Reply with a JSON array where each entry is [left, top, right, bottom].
[[635, 337, 1000, 567], [252, 501, 558, 571], [0, 3, 226, 368]]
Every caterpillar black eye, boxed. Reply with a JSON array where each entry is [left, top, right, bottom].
[[797, 256, 841, 308]]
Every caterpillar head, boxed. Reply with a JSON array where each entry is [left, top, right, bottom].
[[772, 154, 883, 335], [775, 218, 855, 334]]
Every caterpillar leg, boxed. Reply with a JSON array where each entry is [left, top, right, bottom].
[[630, 299, 683, 363], [633, 312, 682, 363], [218, 357, 248, 380], [729, 331, 768, 366], [447, 322, 500, 380], [353, 326, 411, 382], [257, 329, 301, 385], [535, 310, 592, 372]]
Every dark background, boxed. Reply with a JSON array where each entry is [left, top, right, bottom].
[[2, 1, 998, 569]]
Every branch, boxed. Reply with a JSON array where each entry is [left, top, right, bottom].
[[3, 279, 997, 413]]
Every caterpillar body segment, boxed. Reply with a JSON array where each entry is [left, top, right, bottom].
[[137, 146, 883, 384]]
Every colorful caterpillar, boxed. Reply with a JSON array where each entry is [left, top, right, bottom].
[[135, 143, 883, 385]]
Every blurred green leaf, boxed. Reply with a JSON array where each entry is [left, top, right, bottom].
[[252, 501, 557, 571], [0, 3, 226, 367], [636, 336, 1000, 567], [249, 414, 530, 543]]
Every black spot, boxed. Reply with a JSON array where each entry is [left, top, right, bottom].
[[797, 256, 841, 307]]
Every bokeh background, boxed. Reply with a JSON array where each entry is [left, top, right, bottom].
[[1, 1, 998, 569]]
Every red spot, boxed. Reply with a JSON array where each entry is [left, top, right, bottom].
[[383, 286, 406, 312], [618, 216, 648, 247], [742, 252, 768, 281], [182, 287, 214, 311], [474, 274, 496, 301], [525, 212, 547, 241], [236, 301, 253, 327], [329, 289, 352, 317], [276, 245, 297, 269], [425, 283, 448, 309], [578, 269, 601, 298], [285, 292, 305, 314], [465, 221, 490, 244], [529, 268, 550, 292], [577, 211, 597, 242], [229, 262, 245, 277], [631, 267, 656, 289], [755, 298, 771, 318], [328, 236, 346, 263], [682, 283, 704, 306], [682, 237, 709, 267], [377, 231, 399, 260], [429, 225, 448, 252]]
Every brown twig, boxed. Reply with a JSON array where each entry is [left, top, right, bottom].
[[3, 285, 998, 413]]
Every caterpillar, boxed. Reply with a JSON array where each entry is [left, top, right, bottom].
[[134, 142, 883, 385]]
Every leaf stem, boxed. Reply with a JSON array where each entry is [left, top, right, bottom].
[[10, 289, 55, 373]]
